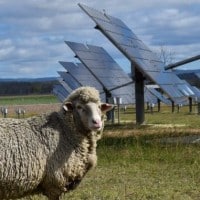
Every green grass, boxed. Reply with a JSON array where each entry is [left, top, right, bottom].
[[0, 95, 58, 105], [118, 105, 200, 128], [21, 127, 200, 200], [69, 139, 200, 200], [25, 137, 200, 200]]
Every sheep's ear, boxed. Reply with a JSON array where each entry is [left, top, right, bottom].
[[101, 103, 114, 113], [63, 102, 73, 112]]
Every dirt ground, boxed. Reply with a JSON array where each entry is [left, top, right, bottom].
[[1, 103, 62, 118]]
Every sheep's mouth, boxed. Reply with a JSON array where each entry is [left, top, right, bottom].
[[90, 125, 102, 131]]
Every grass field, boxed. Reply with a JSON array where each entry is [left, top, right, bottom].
[[22, 128, 200, 200], [1, 96, 200, 200], [0, 94, 58, 105]]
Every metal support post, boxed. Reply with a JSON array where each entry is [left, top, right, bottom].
[[172, 101, 175, 113], [198, 102, 200, 115], [189, 97, 192, 113], [134, 65, 145, 125], [157, 99, 161, 112], [105, 90, 113, 121]]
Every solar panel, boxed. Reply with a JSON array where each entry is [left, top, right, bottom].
[[59, 61, 104, 94], [146, 86, 172, 105], [58, 64, 108, 102], [65, 41, 135, 104], [58, 71, 82, 90], [178, 80, 196, 97], [191, 86, 200, 101], [66, 41, 133, 90], [53, 84, 69, 102], [144, 88, 158, 105], [109, 86, 135, 104], [57, 77, 73, 94], [79, 3, 195, 104]]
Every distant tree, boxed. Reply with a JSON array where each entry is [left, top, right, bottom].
[[0, 81, 58, 96], [158, 46, 175, 66]]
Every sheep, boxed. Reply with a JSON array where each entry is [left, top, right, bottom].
[[0, 86, 113, 200]]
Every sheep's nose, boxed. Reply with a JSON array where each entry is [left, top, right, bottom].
[[92, 119, 101, 125]]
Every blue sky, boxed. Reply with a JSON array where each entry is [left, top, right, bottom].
[[0, 0, 199, 78]]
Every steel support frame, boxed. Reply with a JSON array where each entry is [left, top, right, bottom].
[[133, 64, 145, 124]]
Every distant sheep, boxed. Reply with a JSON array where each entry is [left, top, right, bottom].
[[0, 86, 113, 200]]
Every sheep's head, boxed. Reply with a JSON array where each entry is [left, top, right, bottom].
[[62, 87, 113, 132]]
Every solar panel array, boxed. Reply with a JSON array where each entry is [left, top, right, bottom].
[[79, 3, 195, 105], [54, 40, 178, 106]]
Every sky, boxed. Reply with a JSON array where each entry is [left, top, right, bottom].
[[0, 0, 199, 78]]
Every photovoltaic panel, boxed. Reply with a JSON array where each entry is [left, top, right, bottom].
[[191, 86, 200, 101], [146, 87, 172, 105], [144, 88, 158, 105], [56, 73, 107, 102], [179, 80, 196, 97], [66, 41, 134, 90], [66, 41, 135, 104], [109, 86, 135, 104], [58, 71, 82, 90], [57, 77, 73, 94], [59, 61, 104, 94], [53, 83, 69, 102], [79, 4, 195, 104]]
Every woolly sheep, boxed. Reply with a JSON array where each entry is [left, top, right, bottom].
[[0, 86, 113, 200]]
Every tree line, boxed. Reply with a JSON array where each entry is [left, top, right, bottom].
[[0, 81, 58, 96]]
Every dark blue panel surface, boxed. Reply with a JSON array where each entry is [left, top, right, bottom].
[[144, 89, 158, 104], [191, 86, 200, 100], [146, 87, 171, 105], [66, 41, 135, 104], [66, 41, 133, 89], [58, 71, 81, 90], [110, 84, 135, 104], [59, 61, 104, 94], [53, 84, 69, 102], [57, 77, 73, 94]]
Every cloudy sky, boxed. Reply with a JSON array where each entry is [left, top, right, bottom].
[[0, 0, 199, 78]]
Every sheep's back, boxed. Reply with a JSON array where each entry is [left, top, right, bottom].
[[0, 118, 47, 199]]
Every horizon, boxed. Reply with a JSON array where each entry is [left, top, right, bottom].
[[0, 68, 199, 81]]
